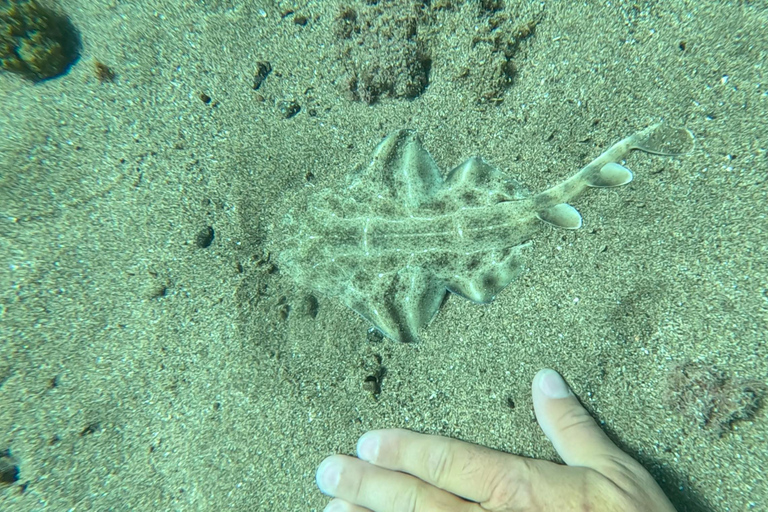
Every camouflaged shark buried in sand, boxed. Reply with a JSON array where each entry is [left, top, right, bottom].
[[276, 123, 694, 342]]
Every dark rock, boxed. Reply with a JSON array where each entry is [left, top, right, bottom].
[[0, 0, 81, 81]]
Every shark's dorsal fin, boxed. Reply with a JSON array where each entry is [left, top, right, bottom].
[[587, 163, 634, 188], [537, 203, 583, 229]]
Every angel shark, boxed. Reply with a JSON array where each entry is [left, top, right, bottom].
[[276, 123, 694, 342]]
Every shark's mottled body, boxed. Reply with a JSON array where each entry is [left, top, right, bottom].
[[277, 123, 694, 342]]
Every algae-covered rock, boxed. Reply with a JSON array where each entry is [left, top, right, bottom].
[[0, 0, 80, 82]]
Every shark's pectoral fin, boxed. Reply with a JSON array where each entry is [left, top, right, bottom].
[[344, 267, 446, 343], [537, 203, 583, 229], [367, 130, 443, 209], [444, 245, 528, 303]]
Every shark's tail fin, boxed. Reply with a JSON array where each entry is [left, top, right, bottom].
[[629, 123, 695, 156], [534, 122, 695, 230]]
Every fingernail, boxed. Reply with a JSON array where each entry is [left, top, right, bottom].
[[356, 432, 380, 463], [316, 457, 341, 495], [538, 369, 572, 399]]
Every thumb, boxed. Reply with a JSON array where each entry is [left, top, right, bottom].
[[531, 369, 629, 470]]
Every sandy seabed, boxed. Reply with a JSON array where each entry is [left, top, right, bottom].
[[1, 1, 766, 510]]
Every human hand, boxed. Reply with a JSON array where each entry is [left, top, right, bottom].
[[315, 368, 675, 511]]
